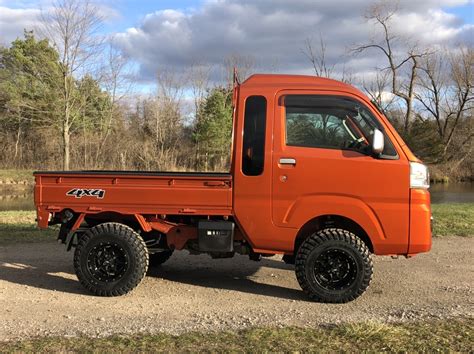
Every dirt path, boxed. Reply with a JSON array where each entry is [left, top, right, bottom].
[[0, 237, 473, 341]]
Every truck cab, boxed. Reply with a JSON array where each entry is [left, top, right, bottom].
[[34, 74, 431, 302]]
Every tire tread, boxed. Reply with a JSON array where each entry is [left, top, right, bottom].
[[295, 228, 373, 303], [73, 222, 149, 297]]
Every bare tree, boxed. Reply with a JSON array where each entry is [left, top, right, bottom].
[[352, 1, 430, 134], [188, 62, 211, 119], [362, 70, 395, 110], [142, 69, 187, 170], [340, 64, 355, 85], [187, 62, 211, 168], [302, 33, 335, 78], [415, 46, 474, 162], [92, 42, 133, 166], [223, 54, 255, 86], [40, 0, 103, 169]]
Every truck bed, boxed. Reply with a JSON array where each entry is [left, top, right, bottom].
[[34, 170, 233, 226]]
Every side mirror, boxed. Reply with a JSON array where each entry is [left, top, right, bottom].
[[372, 129, 384, 155]]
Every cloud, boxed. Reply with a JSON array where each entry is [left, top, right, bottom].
[[114, 0, 473, 82], [0, 1, 122, 47], [0, 6, 41, 45], [1, 0, 471, 84], [390, 9, 473, 44]]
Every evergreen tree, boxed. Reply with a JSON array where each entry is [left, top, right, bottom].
[[194, 87, 233, 170]]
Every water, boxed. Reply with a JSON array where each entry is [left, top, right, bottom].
[[430, 182, 474, 204], [0, 182, 473, 211], [0, 188, 34, 211]]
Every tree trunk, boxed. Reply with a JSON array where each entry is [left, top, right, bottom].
[[404, 98, 412, 134], [14, 121, 22, 166], [63, 124, 70, 170]]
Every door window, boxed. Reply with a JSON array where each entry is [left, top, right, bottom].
[[242, 96, 267, 176], [285, 95, 398, 157]]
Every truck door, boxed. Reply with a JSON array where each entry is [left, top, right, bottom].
[[271, 91, 410, 254], [233, 94, 297, 252]]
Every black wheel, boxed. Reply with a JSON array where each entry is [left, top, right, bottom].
[[148, 250, 173, 267], [295, 228, 373, 303], [73, 222, 149, 296]]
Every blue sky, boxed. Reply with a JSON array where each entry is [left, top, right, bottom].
[[102, 0, 204, 32], [444, 2, 474, 23]]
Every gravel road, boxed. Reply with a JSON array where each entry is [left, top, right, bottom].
[[0, 237, 473, 341]]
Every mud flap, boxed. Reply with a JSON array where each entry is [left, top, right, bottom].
[[65, 232, 78, 251]]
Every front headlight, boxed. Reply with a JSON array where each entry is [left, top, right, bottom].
[[410, 162, 430, 189]]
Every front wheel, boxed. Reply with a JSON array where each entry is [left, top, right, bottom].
[[295, 228, 373, 303], [73, 222, 149, 296]]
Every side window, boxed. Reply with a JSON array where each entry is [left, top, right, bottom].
[[242, 96, 267, 176], [284, 95, 398, 158]]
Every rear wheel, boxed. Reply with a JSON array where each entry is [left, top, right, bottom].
[[295, 228, 372, 303], [73, 222, 148, 296], [148, 250, 174, 267]]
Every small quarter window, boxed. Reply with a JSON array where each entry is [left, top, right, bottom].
[[242, 96, 267, 176]]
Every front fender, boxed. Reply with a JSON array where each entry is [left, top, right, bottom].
[[282, 194, 387, 253]]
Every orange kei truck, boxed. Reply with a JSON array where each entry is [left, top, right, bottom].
[[34, 74, 432, 303]]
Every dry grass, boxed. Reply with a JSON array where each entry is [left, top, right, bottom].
[[0, 210, 36, 225], [0, 169, 34, 185], [2, 318, 473, 352]]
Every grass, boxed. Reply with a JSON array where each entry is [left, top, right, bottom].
[[0, 210, 37, 224], [0, 203, 472, 245], [0, 169, 34, 185], [2, 317, 473, 352], [0, 211, 57, 244], [432, 203, 474, 237]]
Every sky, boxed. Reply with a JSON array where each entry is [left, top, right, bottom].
[[0, 0, 473, 90]]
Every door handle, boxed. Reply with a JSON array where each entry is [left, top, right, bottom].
[[204, 181, 227, 187], [279, 158, 296, 165]]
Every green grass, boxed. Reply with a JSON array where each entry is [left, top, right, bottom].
[[0, 211, 56, 244], [432, 203, 474, 237], [0, 169, 34, 185], [2, 318, 472, 352]]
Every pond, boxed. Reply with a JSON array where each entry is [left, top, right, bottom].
[[430, 182, 474, 204], [0, 182, 473, 211], [0, 188, 34, 211]]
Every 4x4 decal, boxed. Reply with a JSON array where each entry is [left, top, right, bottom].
[[66, 188, 105, 199]]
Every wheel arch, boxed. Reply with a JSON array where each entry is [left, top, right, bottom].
[[294, 214, 374, 254], [83, 211, 142, 230], [280, 194, 386, 254]]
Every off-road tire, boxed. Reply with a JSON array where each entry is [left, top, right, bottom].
[[295, 228, 373, 303], [148, 250, 173, 267], [73, 222, 149, 296]]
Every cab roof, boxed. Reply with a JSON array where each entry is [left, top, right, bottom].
[[241, 74, 361, 96]]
